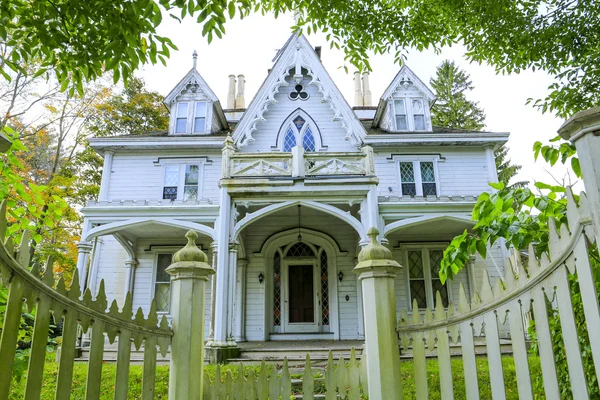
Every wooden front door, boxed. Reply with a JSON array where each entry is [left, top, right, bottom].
[[284, 263, 319, 332], [288, 265, 315, 323]]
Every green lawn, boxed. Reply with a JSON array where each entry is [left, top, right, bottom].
[[10, 353, 544, 399]]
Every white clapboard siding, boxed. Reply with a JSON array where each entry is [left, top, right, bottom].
[[374, 147, 490, 197], [106, 150, 222, 202], [241, 75, 358, 154]]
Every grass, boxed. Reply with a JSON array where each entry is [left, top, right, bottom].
[[10, 352, 544, 399]]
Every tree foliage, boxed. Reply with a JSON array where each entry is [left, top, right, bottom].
[[430, 60, 485, 131], [2, 0, 599, 118]]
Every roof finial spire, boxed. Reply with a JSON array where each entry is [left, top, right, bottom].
[[192, 50, 198, 69]]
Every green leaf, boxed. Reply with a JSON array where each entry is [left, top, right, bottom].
[[489, 182, 505, 191], [571, 157, 581, 178]]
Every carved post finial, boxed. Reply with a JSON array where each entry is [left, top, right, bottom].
[[192, 50, 198, 69]]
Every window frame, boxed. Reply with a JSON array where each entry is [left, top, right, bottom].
[[281, 120, 319, 152], [392, 97, 429, 132], [401, 243, 453, 310], [158, 158, 210, 201], [171, 100, 209, 134], [152, 252, 175, 314], [392, 156, 441, 197]]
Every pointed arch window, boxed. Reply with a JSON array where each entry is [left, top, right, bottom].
[[279, 112, 320, 152]]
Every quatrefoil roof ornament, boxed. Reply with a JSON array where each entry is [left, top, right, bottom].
[[289, 84, 309, 101]]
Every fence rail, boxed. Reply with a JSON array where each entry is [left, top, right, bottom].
[[0, 200, 172, 400], [396, 188, 600, 400]]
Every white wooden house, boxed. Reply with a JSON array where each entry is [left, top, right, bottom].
[[76, 33, 509, 359]]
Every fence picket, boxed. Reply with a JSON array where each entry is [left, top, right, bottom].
[[325, 351, 337, 400], [55, 309, 78, 400], [508, 298, 533, 400], [411, 300, 428, 400], [434, 293, 454, 400], [85, 320, 106, 400], [553, 266, 590, 399], [268, 364, 280, 400], [348, 348, 360, 400], [303, 354, 315, 400], [281, 358, 292, 399], [235, 365, 245, 400], [247, 369, 257, 400], [457, 284, 479, 400], [532, 287, 560, 400], [336, 355, 348, 399], [114, 295, 133, 400], [0, 275, 25, 399], [24, 292, 52, 400], [142, 336, 158, 400], [257, 361, 268, 399], [225, 370, 235, 398], [572, 238, 600, 385]]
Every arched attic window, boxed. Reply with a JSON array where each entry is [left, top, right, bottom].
[[278, 110, 321, 152]]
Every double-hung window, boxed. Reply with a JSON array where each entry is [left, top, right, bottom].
[[392, 97, 428, 131], [162, 163, 204, 201], [404, 245, 449, 309], [173, 101, 208, 134], [155, 253, 173, 312], [397, 160, 439, 197]]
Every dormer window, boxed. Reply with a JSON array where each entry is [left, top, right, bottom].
[[394, 100, 408, 130], [393, 98, 428, 131], [175, 103, 189, 133], [173, 101, 207, 134]]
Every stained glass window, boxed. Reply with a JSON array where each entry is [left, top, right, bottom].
[[283, 127, 297, 152], [303, 127, 316, 152], [421, 162, 437, 196], [408, 250, 427, 309], [286, 242, 315, 257], [399, 162, 416, 197], [429, 250, 448, 307], [320, 251, 329, 326], [294, 116, 306, 130], [273, 251, 281, 326], [155, 254, 172, 312]]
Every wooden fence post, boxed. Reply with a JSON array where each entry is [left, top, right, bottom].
[[354, 227, 404, 400], [166, 230, 215, 400]]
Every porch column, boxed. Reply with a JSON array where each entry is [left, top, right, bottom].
[[124, 259, 138, 302], [354, 228, 404, 400], [207, 188, 240, 362], [76, 241, 93, 289], [98, 150, 114, 201], [227, 241, 238, 346], [234, 258, 248, 342], [207, 242, 218, 344]]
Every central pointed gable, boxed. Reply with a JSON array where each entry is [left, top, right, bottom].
[[233, 33, 366, 148]]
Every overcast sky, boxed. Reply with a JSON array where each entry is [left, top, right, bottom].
[[138, 12, 577, 189]]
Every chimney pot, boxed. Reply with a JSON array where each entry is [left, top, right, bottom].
[[354, 71, 363, 107], [236, 74, 246, 109], [362, 72, 372, 106], [227, 74, 236, 109]]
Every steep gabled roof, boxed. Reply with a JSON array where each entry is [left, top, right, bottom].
[[232, 33, 367, 148], [373, 65, 436, 128], [164, 68, 219, 104]]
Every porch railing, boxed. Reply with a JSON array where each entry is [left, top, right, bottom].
[[0, 201, 172, 400], [396, 187, 600, 399]]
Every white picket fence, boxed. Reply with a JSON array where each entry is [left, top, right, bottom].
[[396, 187, 600, 399], [203, 349, 367, 400]]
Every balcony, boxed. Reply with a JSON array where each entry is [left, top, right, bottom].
[[223, 145, 375, 179]]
